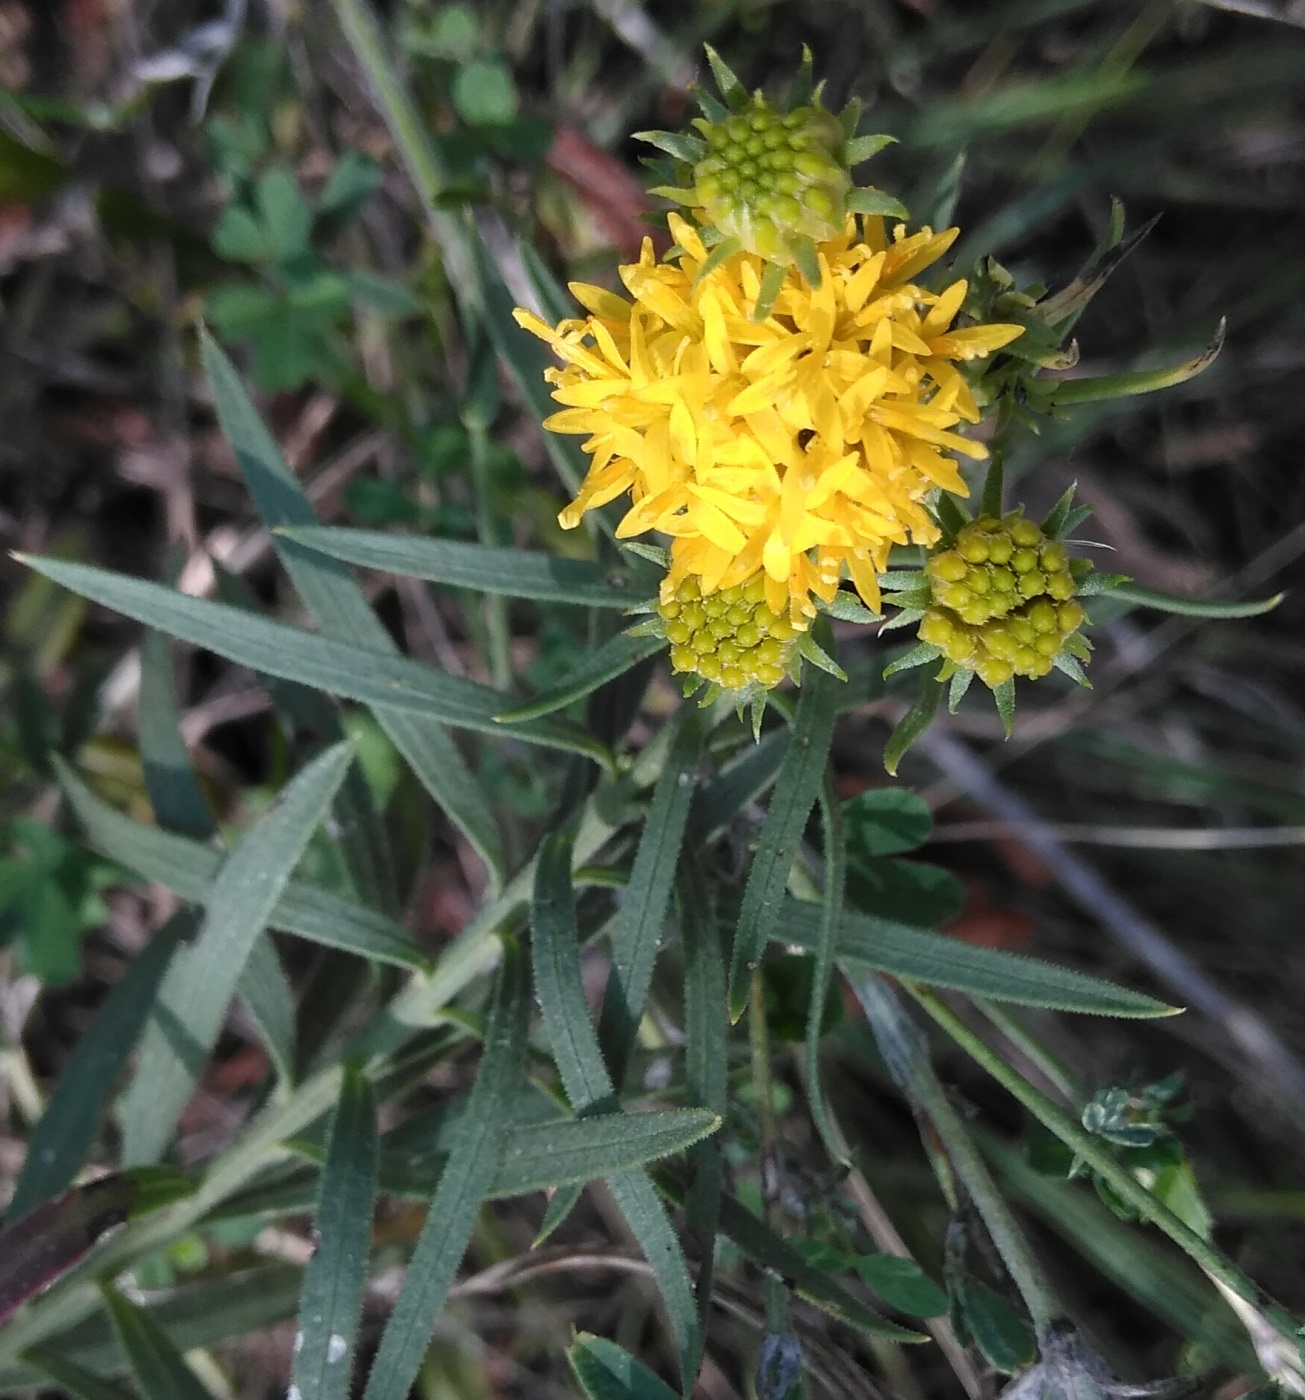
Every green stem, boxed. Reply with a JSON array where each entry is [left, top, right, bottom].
[[328, 0, 450, 227], [749, 968, 780, 1229], [908, 983, 1302, 1351], [853, 975, 1061, 1336], [971, 998, 1081, 1103], [469, 423, 513, 693]]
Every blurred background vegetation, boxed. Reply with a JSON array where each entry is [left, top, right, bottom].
[[3, 0, 1305, 1396]]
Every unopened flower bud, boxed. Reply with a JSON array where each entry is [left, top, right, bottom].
[[918, 512, 1092, 689]]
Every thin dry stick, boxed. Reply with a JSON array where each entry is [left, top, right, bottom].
[[916, 726, 1305, 1126], [929, 820, 1305, 850]]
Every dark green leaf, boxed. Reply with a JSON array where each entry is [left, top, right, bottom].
[[599, 709, 703, 1084], [102, 1285, 216, 1400], [495, 1110, 719, 1196], [6, 913, 188, 1220], [568, 1333, 680, 1400], [806, 774, 847, 1163], [781, 898, 1177, 1017], [728, 666, 840, 1018], [20, 1351, 131, 1400], [854, 1255, 949, 1317], [56, 760, 427, 969], [280, 526, 649, 608], [19, 555, 606, 766], [843, 787, 933, 857], [496, 631, 664, 723], [532, 833, 700, 1387], [200, 330, 507, 886], [361, 941, 528, 1400], [0, 1266, 303, 1392], [316, 152, 382, 226], [294, 1070, 377, 1400], [708, 1189, 924, 1341], [120, 742, 353, 1165], [204, 283, 281, 338], [257, 165, 314, 262], [953, 1279, 1036, 1374], [883, 674, 943, 776], [211, 206, 274, 263], [845, 856, 964, 929]]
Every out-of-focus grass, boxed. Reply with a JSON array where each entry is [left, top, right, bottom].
[[1, 0, 1305, 1396]]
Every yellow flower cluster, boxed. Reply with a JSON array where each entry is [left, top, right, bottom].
[[515, 212, 1023, 628]]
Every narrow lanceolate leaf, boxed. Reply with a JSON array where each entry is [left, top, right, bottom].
[[533, 833, 617, 1115], [495, 1110, 719, 1196], [294, 1069, 378, 1400], [6, 913, 188, 1221], [200, 332, 506, 888], [678, 860, 726, 1355], [280, 527, 650, 609], [884, 672, 943, 776], [56, 760, 426, 970], [779, 898, 1175, 1018], [0, 1264, 302, 1391], [496, 631, 666, 724], [1045, 319, 1224, 404], [138, 637, 297, 1083], [653, 1173, 924, 1343], [728, 665, 841, 1019], [599, 708, 703, 1084], [1107, 580, 1283, 619], [687, 729, 790, 844], [806, 776, 847, 1165], [568, 1333, 680, 1400], [19, 555, 607, 767], [121, 742, 354, 1166], [20, 1350, 132, 1400], [238, 932, 297, 1085], [138, 631, 214, 841], [102, 1285, 216, 1400], [212, 566, 396, 915], [533, 833, 701, 1389], [362, 940, 529, 1400]]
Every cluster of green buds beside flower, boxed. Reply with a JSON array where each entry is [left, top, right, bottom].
[[658, 575, 801, 694], [635, 44, 905, 318], [626, 551, 846, 738], [920, 514, 1089, 690], [878, 466, 1103, 747]]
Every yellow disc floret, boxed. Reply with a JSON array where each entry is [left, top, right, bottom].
[[921, 515, 1088, 688]]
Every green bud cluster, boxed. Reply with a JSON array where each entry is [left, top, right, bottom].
[[658, 575, 800, 693], [692, 100, 850, 262], [919, 515, 1087, 689]]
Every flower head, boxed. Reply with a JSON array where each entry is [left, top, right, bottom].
[[918, 514, 1089, 689], [515, 212, 1023, 628], [690, 98, 852, 264], [636, 45, 903, 292]]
